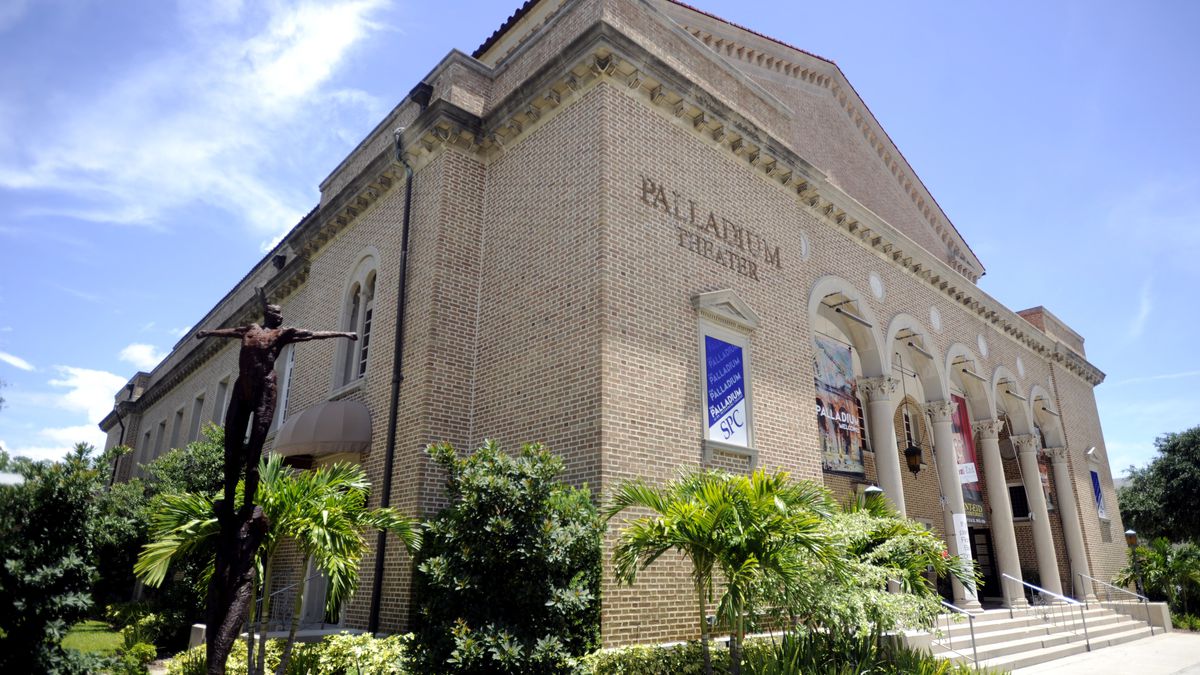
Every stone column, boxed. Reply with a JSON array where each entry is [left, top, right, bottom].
[[1012, 434, 1064, 598], [975, 419, 1028, 608], [927, 400, 982, 610], [860, 376, 906, 516], [1048, 447, 1098, 602]]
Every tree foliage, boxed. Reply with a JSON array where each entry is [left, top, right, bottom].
[[0, 443, 106, 672], [1119, 425, 1200, 542], [607, 471, 977, 675], [413, 441, 603, 674], [1115, 537, 1200, 615], [136, 453, 419, 675]]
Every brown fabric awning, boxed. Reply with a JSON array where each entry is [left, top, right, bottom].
[[273, 400, 372, 457]]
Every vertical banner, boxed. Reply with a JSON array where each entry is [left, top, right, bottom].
[[952, 512, 977, 593], [1090, 470, 1108, 520], [704, 335, 749, 447], [1038, 456, 1055, 510], [951, 394, 986, 525], [813, 335, 864, 475]]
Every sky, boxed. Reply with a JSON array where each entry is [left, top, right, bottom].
[[0, 0, 1196, 474]]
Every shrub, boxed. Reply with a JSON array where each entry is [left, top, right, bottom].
[[113, 642, 157, 675], [164, 632, 413, 675], [0, 444, 102, 672], [1172, 613, 1200, 631], [412, 441, 603, 674], [315, 632, 413, 674]]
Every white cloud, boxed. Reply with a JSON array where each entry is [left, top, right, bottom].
[[47, 365, 126, 423], [0, 0, 387, 238], [1109, 369, 1200, 387], [120, 343, 167, 370], [169, 326, 193, 338], [0, 350, 34, 371], [1127, 278, 1152, 340]]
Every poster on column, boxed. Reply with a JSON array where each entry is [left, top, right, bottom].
[[705, 335, 749, 447], [813, 334, 864, 475], [951, 394, 987, 525]]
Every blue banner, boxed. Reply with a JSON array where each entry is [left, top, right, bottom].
[[705, 335, 748, 446], [1091, 470, 1108, 519]]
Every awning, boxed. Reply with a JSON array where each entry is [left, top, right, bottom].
[[273, 400, 372, 457]]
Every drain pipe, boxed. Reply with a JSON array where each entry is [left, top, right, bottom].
[[367, 83, 431, 634]]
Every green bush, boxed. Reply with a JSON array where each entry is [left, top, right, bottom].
[[412, 441, 603, 674], [315, 632, 413, 674], [105, 601, 154, 628], [0, 444, 102, 672], [165, 632, 414, 675], [113, 642, 157, 675], [581, 633, 984, 675], [1172, 613, 1200, 631]]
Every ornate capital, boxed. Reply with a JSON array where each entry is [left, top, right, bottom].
[[974, 418, 1005, 441], [1011, 434, 1042, 456], [924, 399, 957, 423], [859, 376, 898, 403], [1046, 446, 1070, 463]]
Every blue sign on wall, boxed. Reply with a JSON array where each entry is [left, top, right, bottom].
[[705, 335, 748, 446], [1090, 470, 1108, 520]]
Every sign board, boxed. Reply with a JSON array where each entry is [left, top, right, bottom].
[[704, 335, 748, 447], [951, 394, 986, 525], [813, 334, 864, 475]]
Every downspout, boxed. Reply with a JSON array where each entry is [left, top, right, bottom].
[[109, 382, 135, 486], [368, 82, 432, 634]]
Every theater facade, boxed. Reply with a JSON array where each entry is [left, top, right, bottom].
[[102, 0, 1131, 645]]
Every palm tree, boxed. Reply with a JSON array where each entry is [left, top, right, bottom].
[[606, 470, 728, 675], [605, 469, 836, 675], [708, 471, 836, 675], [135, 455, 420, 675], [1116, 538, 1200, 615]]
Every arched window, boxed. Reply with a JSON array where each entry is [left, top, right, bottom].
[[337, 254, 378, 388]]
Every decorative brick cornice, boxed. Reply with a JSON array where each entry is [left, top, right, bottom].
[[678, 25, 980, 283], [396, 21, 1107, 387]]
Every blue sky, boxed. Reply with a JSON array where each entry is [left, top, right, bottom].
[[0, 0, 1196, 473]]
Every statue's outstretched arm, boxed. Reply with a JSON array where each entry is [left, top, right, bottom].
[[286, 329, 357, 343], [196, 326, 250, 340]]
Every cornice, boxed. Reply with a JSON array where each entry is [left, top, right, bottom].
[[110, 15, 1105, 430], [397, 20, 1105, 388], [677, 25, 981, 282]]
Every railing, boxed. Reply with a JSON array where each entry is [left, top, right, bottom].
[[1079, 572, 1155, 636], [932, 599, 980, 671], [1001, 574, 1091, 652]]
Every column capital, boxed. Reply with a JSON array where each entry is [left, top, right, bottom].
[[924, 399, 957, 423], [1046, 446, 1070, 463], [1011, 434, 1042, 456], [859, 376, 898, 402], [974, 418, 1006, 441]]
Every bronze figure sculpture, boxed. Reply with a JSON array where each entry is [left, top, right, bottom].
[[195, 288, 356, 673]]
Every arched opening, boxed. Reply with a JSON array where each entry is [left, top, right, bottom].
[[336, 253, 378, 390], [808, 277, 884, 494]]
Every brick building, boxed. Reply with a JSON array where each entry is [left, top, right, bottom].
[[101, 0, 1131, 645]]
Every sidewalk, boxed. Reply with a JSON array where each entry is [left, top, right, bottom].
[[1013, 631, 1200, 674]]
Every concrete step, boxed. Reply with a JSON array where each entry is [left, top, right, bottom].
[[937, 607, 1121, 641], [933, 614, 1156, 671]]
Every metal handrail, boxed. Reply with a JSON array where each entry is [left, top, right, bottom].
[[1002, 573, 1090, 652], [934, 600, 979, 671], [1078, 572, 1155, 636]]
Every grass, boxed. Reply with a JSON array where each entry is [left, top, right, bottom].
[[62, 619, 123, 656]]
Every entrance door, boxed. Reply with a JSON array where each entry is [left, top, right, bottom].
[[969, 528, 1002, 603]]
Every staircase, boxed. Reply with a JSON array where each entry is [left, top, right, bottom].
[[931, 604, 1155, 671]]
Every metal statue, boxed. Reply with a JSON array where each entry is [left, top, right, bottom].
[[194, 287, 356, 674]]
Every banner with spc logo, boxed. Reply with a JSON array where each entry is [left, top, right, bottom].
[[705, 335, 749, 447], [814, 334, 865, 475]]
